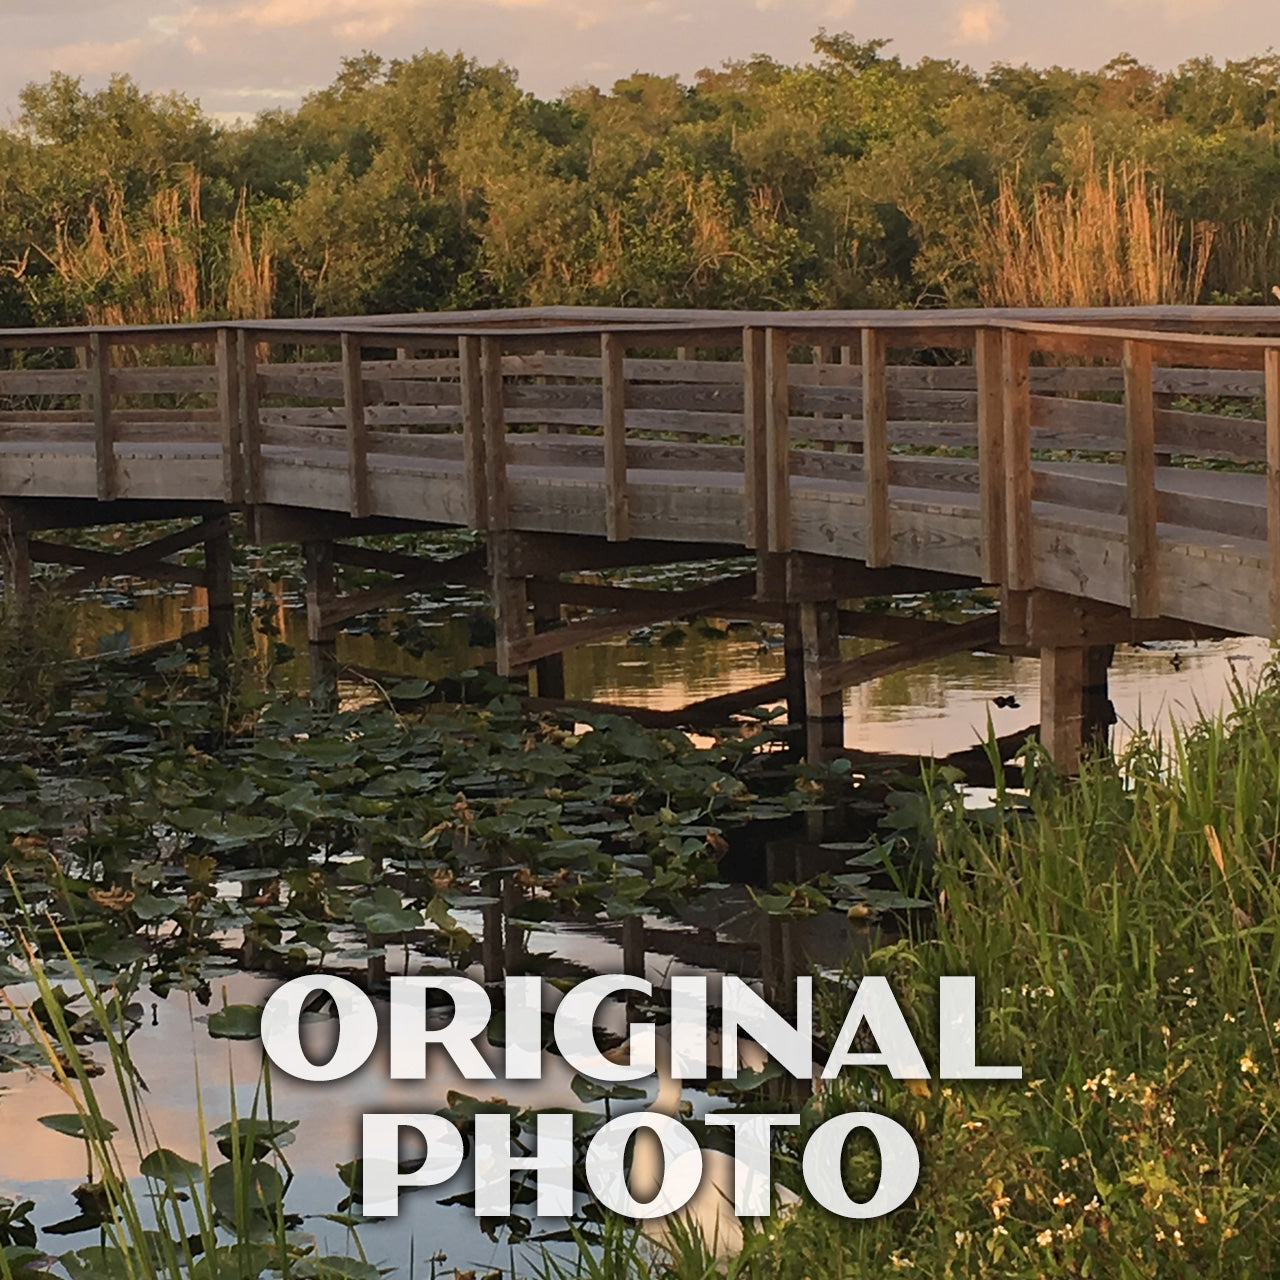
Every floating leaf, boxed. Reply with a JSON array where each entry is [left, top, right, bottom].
[[206, 1004, 262, 1040], [38, 1114, 117, 1142]]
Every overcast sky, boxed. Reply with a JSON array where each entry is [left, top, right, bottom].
[[4, 0, 1276, 124]]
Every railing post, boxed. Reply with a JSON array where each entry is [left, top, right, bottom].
[[1002, 329, 1033, 592], [1266, 348, 1280, 639], [238, 330, 262, 506], [341, 332, 370, 519], [481, 336, 509, 533], [215, 327, 242, 504], [764, 327, 791, 553], [742, 326, 768, 549], [89, 331, 116, 501], [600, 332, 631, 541], [975, 327, 1005, 584], [1123, 338, 1159, 618], [860, 327, 890, 567], [459, 334, 488, 530]]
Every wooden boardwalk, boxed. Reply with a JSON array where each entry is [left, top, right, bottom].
[[1, 305, 1277, 769]]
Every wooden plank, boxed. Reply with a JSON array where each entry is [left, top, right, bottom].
[[238, 330, 262, 505], [742, 327, 768, 549], [332, 543, 487, 581], [507, 435, 744, 473], [1124, 339, 1160, 618], [1267, 348, 1280, 638], [341, 332, 370, 518], [481, 336, 508, 532], [765, 328, 791, 553], [506, 575, 753, 667], [600, 331, 631, 541], [975, 328, 1004, 583], [1031, 466, 1266, 542], [29, 540, 207, 589], [109, 366, 218, 395], [861, 327, 890, 567], [0, 369, 90, 396], [1003, 329, 1033, 591], [261, 404, 463, 429], [790, 384, 976, 421], [89, 332, 116, 500], [816, 614, 1000, 697], [44, 515, 229, 593], [1039, 646, 1088, 773], [215, 328, 242, 503], [528, 572, 758, 617], [459, 335, 487, 529], [801, 600, 843, 760]]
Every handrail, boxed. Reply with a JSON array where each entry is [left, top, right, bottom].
[[0, 309, 1277, 642]]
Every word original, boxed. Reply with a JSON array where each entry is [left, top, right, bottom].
[[260, 973, 1019, 1220]]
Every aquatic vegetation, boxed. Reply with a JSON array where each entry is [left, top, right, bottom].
[[0, 939, 379, 1280], [728, 665, 1280, 1279]]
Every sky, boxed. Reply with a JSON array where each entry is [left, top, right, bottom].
[[3, 0, 1276, 123]]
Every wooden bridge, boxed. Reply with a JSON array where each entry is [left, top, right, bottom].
[[2, 304, 1278, 771]]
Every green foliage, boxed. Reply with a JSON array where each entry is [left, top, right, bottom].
[[9, 38, 1280, 321], [739, 665, 1280, 1279]]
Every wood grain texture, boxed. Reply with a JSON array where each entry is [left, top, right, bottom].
[[1124, 339, 1160, 618], [600, 331, 631, 541], [481, 335, 509, 533], [341, 332, 370, 518], [861, 327, 891, 567], [238, 330, 262, 505], [975, 328, 1005, 584], [215, 328, 242, 503], [765, 327, 792, 553], [459, 334, 487, 529], [89, 332, 116, 501], [742, 327, 768, 549], [1002, 329, 1033, 591]]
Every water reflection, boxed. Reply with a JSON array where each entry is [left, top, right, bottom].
[[6, 578, 1270, 1274], [73, 585, 1273, 759]]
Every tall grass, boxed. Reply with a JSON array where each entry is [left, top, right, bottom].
[[0, 926, 374, 1280], [977, 142, 1216, 307], [725, 666, 1280, 1278], [44, 174, 274, 327]]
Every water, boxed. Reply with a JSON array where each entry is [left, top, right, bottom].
[[4, 574, 1271, 1273], [73, 581, 1273, 757]]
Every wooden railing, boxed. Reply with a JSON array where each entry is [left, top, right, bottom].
[[1, 309, 1277, 638]]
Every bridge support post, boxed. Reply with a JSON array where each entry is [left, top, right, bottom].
[[782, 605, 806, 750], [204, 524, 235, 656], [302, 539, 339, 712], [488, 531, 530, 682], [1040, 644, 1115, 773], [532, 591, 565, 699], [800, 600, 844, 762]]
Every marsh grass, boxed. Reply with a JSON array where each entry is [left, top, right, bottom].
[[977, 133, 1216, 308], [680, 664, 1280, 1279], [0, 926, 376, 1280], [0, 583, 76, 724]]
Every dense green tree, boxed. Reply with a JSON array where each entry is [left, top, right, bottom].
[[5, 35, 1280, 324]]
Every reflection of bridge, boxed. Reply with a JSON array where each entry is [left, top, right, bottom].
[[1, 305, 1277, 770]]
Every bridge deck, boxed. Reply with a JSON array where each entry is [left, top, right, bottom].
[[0, 306, 1276, 650]]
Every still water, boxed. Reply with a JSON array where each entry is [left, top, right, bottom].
[[71, 581, 1273, 757], [1, 578, 1271, 1274]]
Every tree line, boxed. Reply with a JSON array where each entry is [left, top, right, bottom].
[[3, 32, 1280, 327]]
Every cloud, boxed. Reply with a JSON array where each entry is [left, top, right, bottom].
[[754, 0, 854, 15], [1106, 0, 1228, 17], [172, 0, 609, 41], [37, 37, 148, 74], [951, 0, 1007, 44]]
